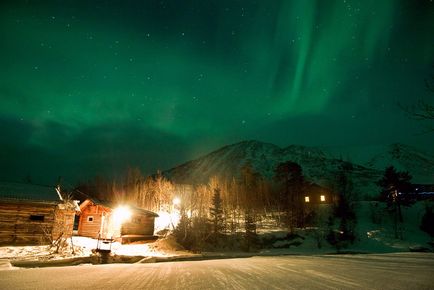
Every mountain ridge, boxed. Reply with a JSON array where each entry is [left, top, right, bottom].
[[163, 140, 434, 197]]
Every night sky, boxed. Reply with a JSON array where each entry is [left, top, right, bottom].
[[1, 0, 433, 184]]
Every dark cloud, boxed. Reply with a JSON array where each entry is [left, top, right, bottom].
[[0, 117, 192, 184]]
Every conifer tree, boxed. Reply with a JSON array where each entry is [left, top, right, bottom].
[[209, 188, 224, 244], [327, 163, 357, 251], [377, 166, 412, 239], [174, 210, 193, 249], [243, 209, 258, 251]]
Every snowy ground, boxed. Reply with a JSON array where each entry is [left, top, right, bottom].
[[0, 201, 432, 269], [1, 253, 433, 289], [0, 235, 193, 266]]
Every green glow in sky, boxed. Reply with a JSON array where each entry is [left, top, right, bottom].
[[0, 0, 433, 182]]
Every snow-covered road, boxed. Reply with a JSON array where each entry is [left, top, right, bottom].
[[1, 253, 433, 289]]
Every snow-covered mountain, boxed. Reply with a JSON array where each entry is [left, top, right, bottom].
[[163, 140, 382, 197], [365, 143, 434, 183]]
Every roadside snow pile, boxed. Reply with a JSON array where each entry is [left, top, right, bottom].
[[112, 242, 152, 256], [73, 235, 186, 257], [0, 235, 192, 267], [0, 259, 16, 270], [150, 235, 185, 253], [0, 237, 94, 261], [260, 232, 305, 249]]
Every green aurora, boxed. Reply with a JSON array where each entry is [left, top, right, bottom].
[[0, 0, 433, 183]]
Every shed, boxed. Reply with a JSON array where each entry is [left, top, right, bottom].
[[78, 198, 158, 243], [0, 182, 78, 245]]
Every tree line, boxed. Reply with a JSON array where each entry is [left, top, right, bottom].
[[73, 161, 433, 252]]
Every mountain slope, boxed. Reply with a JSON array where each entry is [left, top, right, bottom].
[[164, 140, 382, 197], [366, 143, 434, 183]]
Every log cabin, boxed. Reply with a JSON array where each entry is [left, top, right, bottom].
[[78, 198, 158, 243], [0, 182, 78, 245]]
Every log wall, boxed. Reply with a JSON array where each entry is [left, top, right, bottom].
[[0, 201, 56, 245], [121, 214, 155, 236]]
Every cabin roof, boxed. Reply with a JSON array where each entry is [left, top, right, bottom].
[[0, 182, 62, 204], [81, 198, 159, 217]]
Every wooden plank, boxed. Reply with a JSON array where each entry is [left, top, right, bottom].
[[0, 201, 74, 245]]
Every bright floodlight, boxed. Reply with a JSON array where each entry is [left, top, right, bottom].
[[172, 197, 181, 206], [112, 205, 132, 224]]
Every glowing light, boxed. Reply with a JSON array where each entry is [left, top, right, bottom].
[[172, 197, 181, 206], [155, 211, 171, 231], [320, 195, 326, 202], [305, 196, 310, 203], [112, 205, 132, 224], [155, 209, 181, 232]]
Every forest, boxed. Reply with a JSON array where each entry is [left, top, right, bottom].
[[72, 160, 434, 252]]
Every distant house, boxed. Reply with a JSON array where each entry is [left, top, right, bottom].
[[0, 182, 78, 245], [410, 184, 434, 201], [304, 184, 334, 204], [78, 198, 158, 243]]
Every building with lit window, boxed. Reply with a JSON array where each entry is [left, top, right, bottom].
[[78, 198, 158, 243], [303, 184, 334, 204]]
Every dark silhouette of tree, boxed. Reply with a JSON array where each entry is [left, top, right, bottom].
[[274, 161, 306, 231], [173, 211, 192, 249], [377, 166, 412, 204], [327, 163, 357, 251], [243, 209, 258, 252], [377, 166, 413, 239], [240, 162, 260, 209], [209, 188, 224, 244], [401, 66, 434, 132], [239, 162, 271, 213], [420, 205, 434, 237]]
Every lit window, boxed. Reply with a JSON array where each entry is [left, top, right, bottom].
[[320, 195, 326, 202], [305, 196, 310, 203]]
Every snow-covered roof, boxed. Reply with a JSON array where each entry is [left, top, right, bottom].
[[0, 182, 62, 204]]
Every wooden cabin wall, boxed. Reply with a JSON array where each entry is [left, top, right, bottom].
[[0, 202, 56, 245], [121, 214, 155, 236], [78, 205, 110, 239]]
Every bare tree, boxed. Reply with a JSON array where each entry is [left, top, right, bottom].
[[402, 100, 434, 121], [401, 68, 434, 132]]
